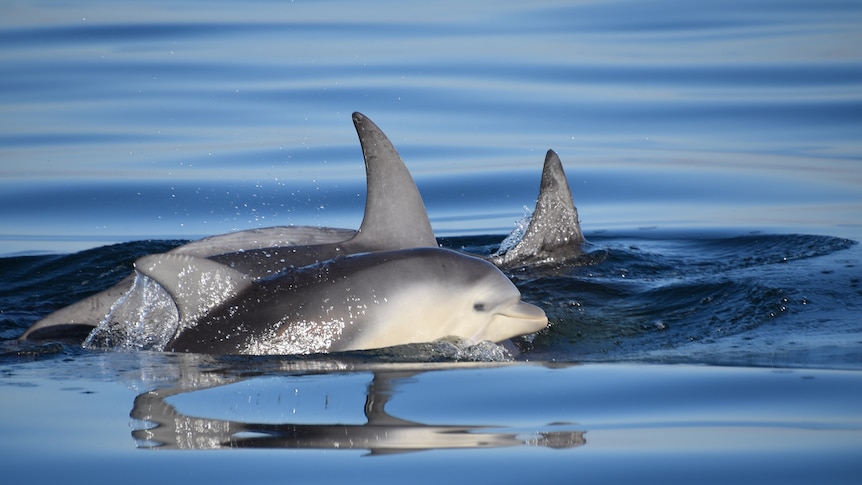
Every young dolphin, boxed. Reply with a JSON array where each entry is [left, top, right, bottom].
[[91, 247, 547, 355], [20, 112, 432, 340]]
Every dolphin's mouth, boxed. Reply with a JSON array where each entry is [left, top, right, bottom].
[[501, 301, 548, 332]]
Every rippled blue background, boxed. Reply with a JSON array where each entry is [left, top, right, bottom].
[[1, 0, 860, 254]]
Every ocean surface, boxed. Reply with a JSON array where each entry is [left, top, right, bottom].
[[1, 1, 861, 483]]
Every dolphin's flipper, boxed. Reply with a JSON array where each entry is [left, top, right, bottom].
[[492, 150, 585, 267], [134, 253, 252, 324], [350, 112, 437, 250]]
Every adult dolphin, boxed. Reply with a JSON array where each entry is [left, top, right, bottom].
[[85, 247, 547, 355], [20, 112, 434, 340]]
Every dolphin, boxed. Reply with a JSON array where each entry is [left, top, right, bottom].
[[20, 112, 432, 340], [85, 247, 547, 355]]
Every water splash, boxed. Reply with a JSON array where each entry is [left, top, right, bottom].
[[492, 206, 532, 258], [84, 273, 179, 351]]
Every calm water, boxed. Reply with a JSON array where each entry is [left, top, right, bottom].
[[1, 0, 861, 482], [2, 0, 861, 253]]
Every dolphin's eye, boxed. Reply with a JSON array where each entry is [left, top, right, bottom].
[[473, 302, 486, 312]]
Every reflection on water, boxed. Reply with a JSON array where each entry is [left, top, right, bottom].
[[2, 351, 862, 482], [131, 364, 585, 453]]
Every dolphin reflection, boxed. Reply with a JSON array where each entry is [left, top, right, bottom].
[[130, 367, 585, 454]]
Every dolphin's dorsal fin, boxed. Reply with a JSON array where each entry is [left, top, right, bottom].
[[134, 253, 252, 323], [493, 150, 584, 267], [532, 149, 583, 246], [350, 112, 437, 250]]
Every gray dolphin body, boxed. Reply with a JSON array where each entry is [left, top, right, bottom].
[[86, 247, 547, 354]]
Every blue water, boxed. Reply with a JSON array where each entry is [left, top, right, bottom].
[[1, 1, 861, 482]]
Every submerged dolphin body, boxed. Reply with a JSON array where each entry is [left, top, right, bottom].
[[86, 247, 547, 354], [20, 112, 432, 340]]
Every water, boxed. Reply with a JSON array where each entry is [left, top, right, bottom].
[[1, 0, 861, 482], [3, 354, 861, 483]]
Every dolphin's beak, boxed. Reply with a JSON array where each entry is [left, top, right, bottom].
[[497, 301, 548, 337], [504, 301, 547, 321]]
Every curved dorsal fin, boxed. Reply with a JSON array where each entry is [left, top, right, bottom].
[[134, 253, 252, 323], [531, 149, 583, 246], [349, 112, 437, 250], [493, 150, 584, 267]]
